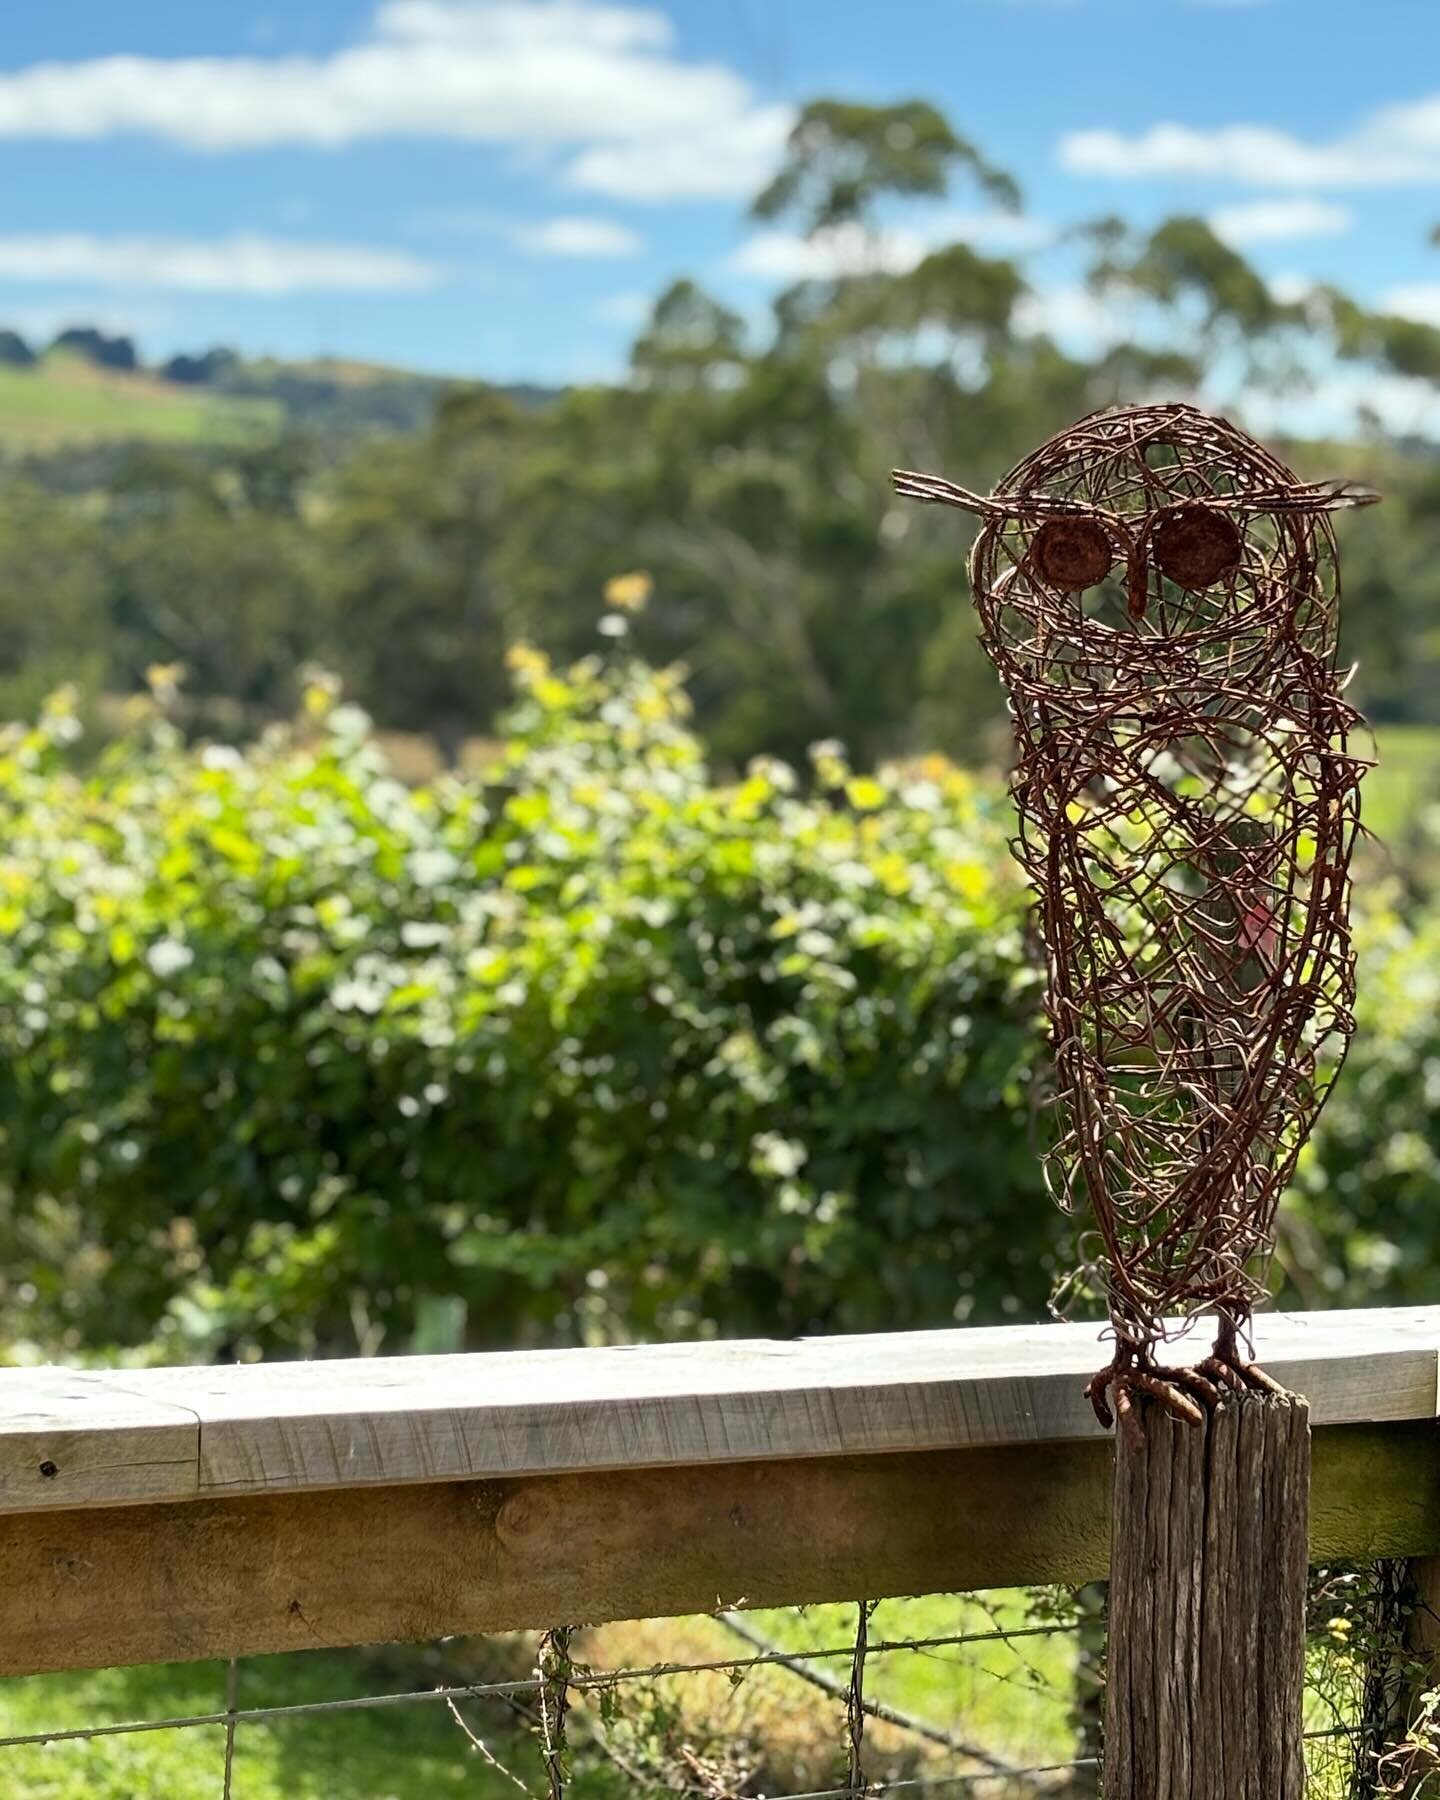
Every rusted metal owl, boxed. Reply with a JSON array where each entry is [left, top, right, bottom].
[[895, 402, 1376, 1438]]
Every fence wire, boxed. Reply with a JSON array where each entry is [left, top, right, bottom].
[[0, 1571, 1416, 1797]]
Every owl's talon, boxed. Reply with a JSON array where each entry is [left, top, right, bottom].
[[1113, 1383, 1144, 1451], [1205, 1332, 1290, 1399], [1131, 1370, 1206, 1428], [1156, 1363, 1224, 1409], [1084, 1365, 1116, 1432], [1198, 1355, 1248, 1396]]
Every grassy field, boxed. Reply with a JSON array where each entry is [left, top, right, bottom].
[[0, 1644, 619, 1800], [0, 1588, 1364, 1795], [1365, 723, 1440, 851], [0, 354, 280, 449], [0, 1595, 1079, 1798]]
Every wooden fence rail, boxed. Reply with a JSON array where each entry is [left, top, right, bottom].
[[3, 1307, 1439, 1677]]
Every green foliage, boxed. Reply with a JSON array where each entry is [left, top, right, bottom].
[[0, 329, 35, 369], [0, 655, 1054, 1361], [0, 484, 111, 722], [1337, 469, 1440, 732], [630, 280, 749, 389], [101, 444, 323, 727], [317, 387, 523, 755], [1124, 217, 1295, 338], [1290, 884, 1440, 1308], [754, 99, 1020, 232], [2, 650, 1436, 1363]]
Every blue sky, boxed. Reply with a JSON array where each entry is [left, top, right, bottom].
[[2, 0, 1438, 404]]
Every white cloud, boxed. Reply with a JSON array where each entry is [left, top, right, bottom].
[[0, 2, 790, 202], [1013, 283, 1129, 348], [1267, 272, 1319, 307], [1060, 93, 1440, 188], [594, 290, 650, 325], [0, 234, 441, 293], [0, 297, 179, 342], [1238, 366, 1440, 441], [411, 204, 642, 255], [729, 223, 925, 281], [1381, 284, 1440, 329], [376, 0, 670, 48], [513, 215, 642, 257], [727, 211, 1053, 282], [1207, 198, 1353, 246], [566, 104, 793, 201]]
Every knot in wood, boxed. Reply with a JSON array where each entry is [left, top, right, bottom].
[[496, 1486, 557, 1552]]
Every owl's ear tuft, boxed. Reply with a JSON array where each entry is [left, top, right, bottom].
[[891, 469, 1005, 517], [1219, 481, 1381, 517], [892, 470, 1117, 526]]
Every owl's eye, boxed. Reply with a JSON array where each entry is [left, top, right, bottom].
[[1151, 505, 1241, 590], [1031, 517, 1114, 591]]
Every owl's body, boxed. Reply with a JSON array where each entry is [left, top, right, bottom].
[[896, 403, 1372, 1429]]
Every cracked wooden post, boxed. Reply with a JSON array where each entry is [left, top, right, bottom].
[[1103, 1394, 1310, 1800]]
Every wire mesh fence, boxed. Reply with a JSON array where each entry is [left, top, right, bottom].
[[0, 1566, 1431, 1798]]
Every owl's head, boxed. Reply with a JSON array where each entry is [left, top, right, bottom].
[[893, 402, 1378, 685]]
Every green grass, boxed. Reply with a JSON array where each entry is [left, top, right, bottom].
[[0, 1593, 1364, 1795], [734, 1591, 1079, 1770], [0, 354, 280, 449], [0, 1598, 1073, 1797], [1366, 723, 1440, 852], [0, 1650, 567, 1799]]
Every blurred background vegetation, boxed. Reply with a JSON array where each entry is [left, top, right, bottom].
[[4, 97, 1440, 1368], [4, 91, 1439, 1797]]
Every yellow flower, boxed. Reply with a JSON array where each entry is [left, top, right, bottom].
[[301, 668, 342, 719], [145, 662, 187, 701], [505, 642, 551, 682], [603, 571, 653, 613], [845, 776, 886, 812]]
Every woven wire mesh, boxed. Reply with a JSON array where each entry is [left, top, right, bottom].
[[0, 1576, 1395, 1797]]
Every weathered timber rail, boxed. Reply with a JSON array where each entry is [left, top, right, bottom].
[[2, 1306, 1438, 1677]]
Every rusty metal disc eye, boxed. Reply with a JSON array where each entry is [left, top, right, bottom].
[[1031, 517, 1115, 592], [1152, 505, 1242, 590]]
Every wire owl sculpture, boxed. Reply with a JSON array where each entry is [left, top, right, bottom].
[[895, 403, 1376, 1440]]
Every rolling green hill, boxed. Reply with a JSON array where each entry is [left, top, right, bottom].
[[0, 344, 556, 451], [0, 351, 283, 450]]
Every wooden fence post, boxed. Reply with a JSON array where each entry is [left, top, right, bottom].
[[1103, 1393, 1310, 1799]]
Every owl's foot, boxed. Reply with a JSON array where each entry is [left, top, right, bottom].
[[1198, 1319, 1289, 1401], [1084, 1335, 1286, 1450], [1084, 1352, 1210, 1450]]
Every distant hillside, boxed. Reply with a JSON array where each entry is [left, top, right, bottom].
[[0, 350, 282, 450], [209, 356, 449, 438], [0, 330, 557, 451]]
